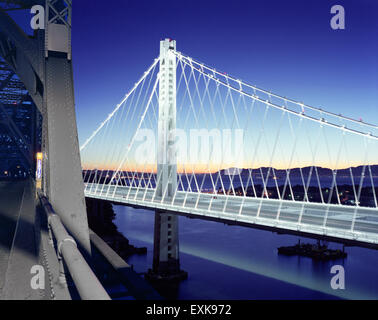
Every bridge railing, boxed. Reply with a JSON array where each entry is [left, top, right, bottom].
[[39, 194, 110, 300]]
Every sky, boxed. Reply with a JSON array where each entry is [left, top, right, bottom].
[[72, 0, 378, 171], [70, 0, 378, 143], [6, 0, 378, 171]]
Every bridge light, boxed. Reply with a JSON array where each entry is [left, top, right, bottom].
[[35, 153, 43, 192]]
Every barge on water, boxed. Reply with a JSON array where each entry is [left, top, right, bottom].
[[278, 240, 347, 261]]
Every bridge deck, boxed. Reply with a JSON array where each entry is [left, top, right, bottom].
[[85, 183, 378, 246], [0, 180, 24, 295], [0, 179, 45, 300]]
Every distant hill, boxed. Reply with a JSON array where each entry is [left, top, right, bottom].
[[84, 165, 378, 177], [219, 165, 378, 177]]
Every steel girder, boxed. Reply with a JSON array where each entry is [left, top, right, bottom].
[[0, 1, 91, 253]]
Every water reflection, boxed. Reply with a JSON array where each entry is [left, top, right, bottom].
[[114, 205, 378, 300]]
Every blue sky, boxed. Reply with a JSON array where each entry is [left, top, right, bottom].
[[6, 0, 378, 169], [70, 0, 378, 146]]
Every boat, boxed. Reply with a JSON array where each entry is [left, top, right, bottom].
[[278, 240, 347, 261]]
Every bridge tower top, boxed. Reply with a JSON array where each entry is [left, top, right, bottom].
[[157, 38, 177, 198], [160, 38, 176, 52]]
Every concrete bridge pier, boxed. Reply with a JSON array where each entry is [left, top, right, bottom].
[[146, 210, 187, 284], [152, 210, 181, 274]]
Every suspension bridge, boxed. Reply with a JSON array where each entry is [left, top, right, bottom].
[[82, 39, 378, 249], [0, 0, 377, 300]]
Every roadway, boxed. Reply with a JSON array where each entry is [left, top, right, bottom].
[[0, 179, 69, 300], [0, 179, 45, 299], [0, 180, 25, 294], [85, 183, 378, 246]]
